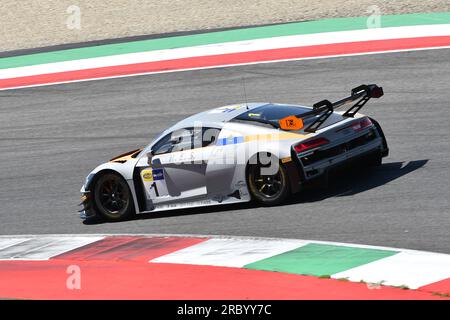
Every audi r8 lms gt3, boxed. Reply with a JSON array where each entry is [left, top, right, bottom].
[[80, 84, 388, 221]]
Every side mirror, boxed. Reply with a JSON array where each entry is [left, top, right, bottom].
[[147, 151, 154, 165]]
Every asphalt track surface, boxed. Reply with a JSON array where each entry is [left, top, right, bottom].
[[1, 49, 449, 254]]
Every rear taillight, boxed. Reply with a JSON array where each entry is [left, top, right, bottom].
[[352, 117, 373, 131], [294, 137, 329, 153]]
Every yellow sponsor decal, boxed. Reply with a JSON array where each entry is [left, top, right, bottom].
[[281, 157, 292, 163], [141, 169, 153, 182]]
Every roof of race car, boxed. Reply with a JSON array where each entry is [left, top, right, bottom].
[[171, 103, 264, 129], [166, 102, 312, 132]]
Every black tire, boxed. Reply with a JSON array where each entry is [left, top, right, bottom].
[[370, 117, 389, 157], [93, 172, 135, 221], [246, 154, 290, 206], [367, 150, 382, 167]]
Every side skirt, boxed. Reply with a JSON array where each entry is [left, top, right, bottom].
[[136, 196, 250, 214]]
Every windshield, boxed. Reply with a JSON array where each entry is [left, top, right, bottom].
[[139, 130, 166, 157], [234, 104, 311, 123]]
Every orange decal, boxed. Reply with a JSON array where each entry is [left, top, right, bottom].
[[278, 116, 304, 131]]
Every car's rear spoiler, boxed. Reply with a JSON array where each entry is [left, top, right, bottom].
[[278, 84, 384, 132]]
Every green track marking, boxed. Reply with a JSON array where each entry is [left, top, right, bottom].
[[244, 243, 399, 277], [1, 12, 450, 69]]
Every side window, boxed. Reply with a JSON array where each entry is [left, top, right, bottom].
[[151, 128, 193, 155], [151, 132, 173, 155], [171, 128, 194, 153], [191, 127, 221, 148], [152, 127, 221, 155], [201, 127, 221, 147]]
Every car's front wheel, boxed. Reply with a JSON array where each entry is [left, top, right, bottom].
[[246, 154, 290, 206], [93, 172, 134, 221]]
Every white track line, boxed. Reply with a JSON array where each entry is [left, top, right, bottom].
[[0, 236, 103, 260], [151, 238, 308, 267], [0, 238, 30, 251], [332, 251, 450, 289]]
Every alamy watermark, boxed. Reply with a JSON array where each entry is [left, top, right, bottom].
[[146, 121, 282, 176], [66, 265, 81, 290], [66, 5, 81, 30], [367, 5, 382, 29]]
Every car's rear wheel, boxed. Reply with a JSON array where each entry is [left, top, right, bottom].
[[367, 150, 382, 167], [247, 155, 290, 206], [93, 172, 134, 221]]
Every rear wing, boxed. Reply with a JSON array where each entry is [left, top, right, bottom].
[[278, 84, 384, 133]]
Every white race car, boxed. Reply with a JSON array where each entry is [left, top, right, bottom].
[[80, 84, 388, 221]]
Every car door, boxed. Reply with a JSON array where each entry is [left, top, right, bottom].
[[136, 126, 221, 208]]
